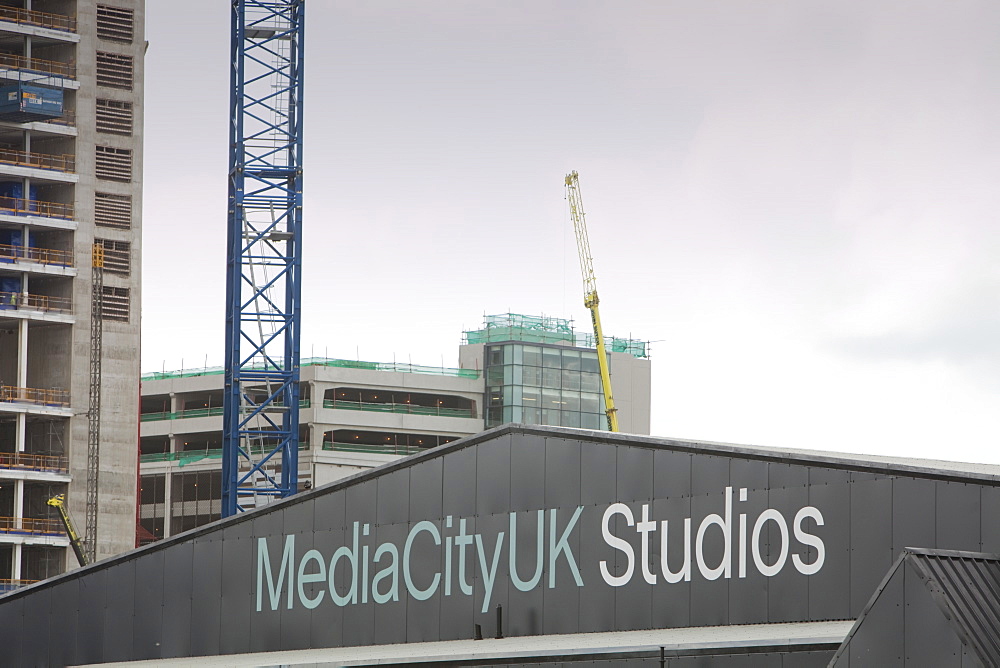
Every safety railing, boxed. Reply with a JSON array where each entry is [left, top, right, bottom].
[[140, 399, 310, 422], [140, 442, 309, 464], [322, 441, 425, 457], [142, 358, 481, 381], [0, 6, 76, 33], [0, 451, 68, 473], [0, 53, 75, 79], [0, 291, 72, 313], [322, 399, 475, 419], [0, 579, 39, 595], [0, 196, 73, 220], [0, 243, 73, 267], [0, 385, 70, 407], [0, 147, 74, 173], [0, 516, 63, 535]]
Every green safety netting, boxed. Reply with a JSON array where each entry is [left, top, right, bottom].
[[464, 313, 649, 359]]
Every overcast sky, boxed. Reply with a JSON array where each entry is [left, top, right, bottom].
[[142, 1, 1000, 463]]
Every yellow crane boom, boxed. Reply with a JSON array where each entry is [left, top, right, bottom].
[[47, 494, 88, 567], [565, 171, 618, 432]]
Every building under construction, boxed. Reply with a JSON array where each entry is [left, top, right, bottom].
[[138, 313, 652, 543], [0, 0, 144, 591]]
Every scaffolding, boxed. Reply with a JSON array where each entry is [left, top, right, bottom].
[[463, 313, 650, 359]]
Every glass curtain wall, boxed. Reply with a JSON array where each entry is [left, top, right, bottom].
[[485, 343, 606, 430]]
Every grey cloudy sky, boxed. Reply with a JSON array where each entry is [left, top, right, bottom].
[[142, 1, 1000, 462]]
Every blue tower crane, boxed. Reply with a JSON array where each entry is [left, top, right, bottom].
[[222, 0, 304, 516]]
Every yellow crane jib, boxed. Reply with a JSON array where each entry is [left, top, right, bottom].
[[565, 171, 619, 432], [47, 494, 89, 567]]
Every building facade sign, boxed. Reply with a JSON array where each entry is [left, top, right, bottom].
[[254, 487, 826, 615]]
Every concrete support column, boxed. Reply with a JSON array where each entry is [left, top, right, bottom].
[[162, 470, 172, 538], [169, 392, 177, 414], [16, 319, 26, 387], [13, 479, 24, 530], [15, 414, 25, 453], [11, 543, 21, 581]]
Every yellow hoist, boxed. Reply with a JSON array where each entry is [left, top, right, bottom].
[[565, 171, 618, 432]]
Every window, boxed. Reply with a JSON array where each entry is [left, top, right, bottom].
[[96, 5, 134, 43], [95, 238, 130, 276], [95, 145, 132, 182], [96, 99, 132, 135], [95, 192, 131, 229], [96, 51, 133, 90], [100, 285, 129, 322]]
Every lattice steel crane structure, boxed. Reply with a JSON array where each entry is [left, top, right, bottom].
[[565, 171, 618, 432], [222, 0, 305, 516]]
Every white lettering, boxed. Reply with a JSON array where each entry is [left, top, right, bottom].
[[600, 503, 635, 586]]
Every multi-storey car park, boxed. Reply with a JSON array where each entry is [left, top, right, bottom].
[[0, 1, 143, 592], [138, 313, 651, 544]]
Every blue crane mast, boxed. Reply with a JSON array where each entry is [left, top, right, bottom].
[[222, 0, 304, 516]]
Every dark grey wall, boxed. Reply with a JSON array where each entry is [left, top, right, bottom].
[[2, 426, 999, 666]]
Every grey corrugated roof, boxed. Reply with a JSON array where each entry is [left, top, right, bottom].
[[909, 549, 1000, 665]]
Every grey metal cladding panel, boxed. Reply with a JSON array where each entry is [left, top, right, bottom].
[[103, 559, 136, 662], [936, 482, 982, 551], [218, 529, 254, 655], [376, 468, 410, 526], [21, 582, 51, 665], [472, 513, 509, 630], [279, 513, 315, 651], [689, 491, 730, 627], [768, 462, 808, 490], [310, 498, 346, 649], [651, 494, 692, 629], [808, 467, 850, 620], [443, 444, 477, 517], [506, 510, 544, 637], [730, 457, 768, 495], [346, 477, 378, 532], [76, 566, 108, 664], [410, 517, 450, 640], [249, 511, 287, 654], [847, 560, 905, 666], [980, 486, 1000, 553], [544, 437, 581, 508], [476, 436, 511, 516], [654, 448, 692, 500], [283, 497, 315, 535], [47, 579, 79, 667], [581, 439, 616, 506], [767, 483, 809, 623], [132, 548, 165, 661], [342, 549, 376, 647], [0, 596, 23, 667], [510, 433, 546, 512], [617, 445, 653, 503], [691, 453, 729, 496], [850, 477, 893, 615], [782, 652, 838, 668], [408, 457, 443, 522], [577, 502, 616, 633], [189, 536, 223, 657], [728, 485, 768, 625], [542, 505, 581, 636], [892, 476, 936, 556], [372, 522, 408, 645], [159, 542, 194, 658], [613, 505, 652, 632], [903, 559, 964, 666]]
